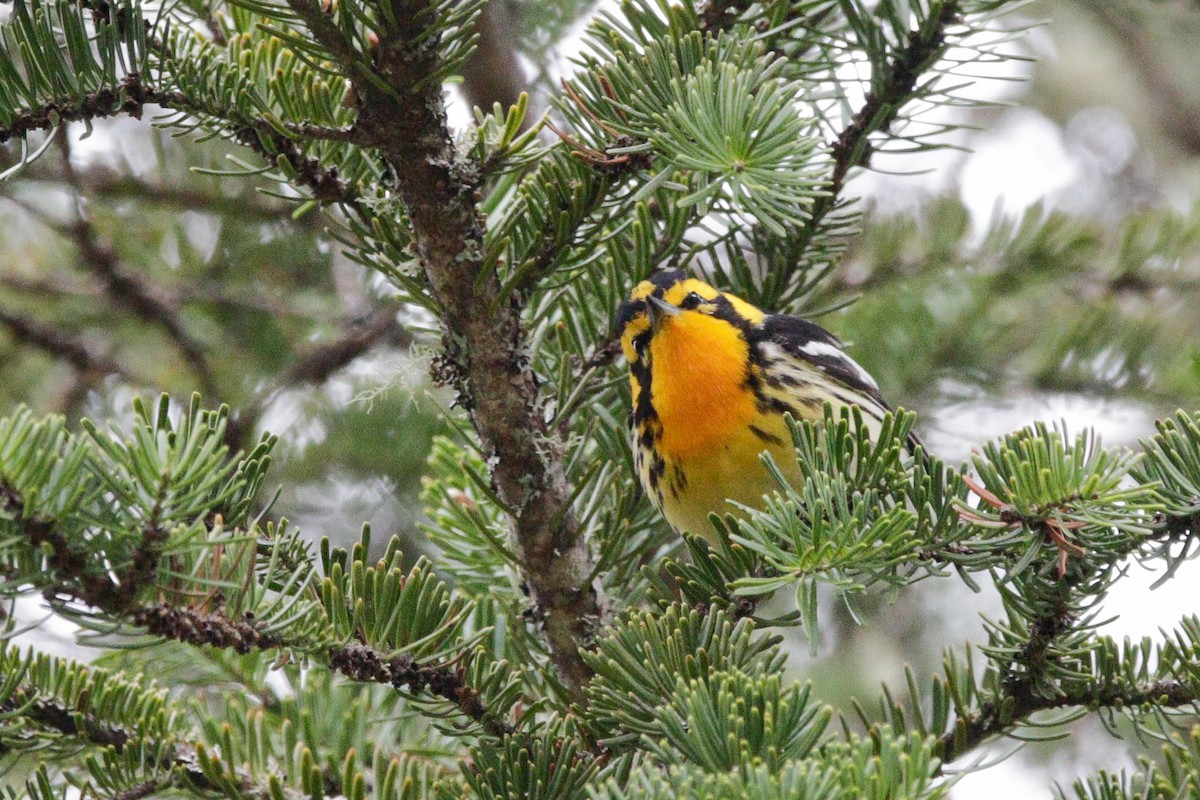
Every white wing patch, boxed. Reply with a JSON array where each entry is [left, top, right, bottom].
[[797, 339, 880, 392]]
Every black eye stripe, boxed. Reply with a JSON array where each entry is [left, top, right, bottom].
[[680, 291, 705, 310], [712, 296, 752, 332]]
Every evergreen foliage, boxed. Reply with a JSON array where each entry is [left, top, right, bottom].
[[0, 0, 1198, 797]]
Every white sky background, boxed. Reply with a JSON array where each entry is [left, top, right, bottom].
[[11, 4, 1200, 798]]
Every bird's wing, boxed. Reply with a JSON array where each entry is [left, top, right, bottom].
[[752, 314, 924, 454]]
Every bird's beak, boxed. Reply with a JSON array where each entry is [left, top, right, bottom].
[[647, 295, 680, 330]]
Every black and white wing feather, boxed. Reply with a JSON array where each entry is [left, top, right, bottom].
[[750, 314, 923, 453]]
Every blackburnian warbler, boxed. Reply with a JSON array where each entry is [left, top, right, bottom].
[[617, 270, 918, 538]]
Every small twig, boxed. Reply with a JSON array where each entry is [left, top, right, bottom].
[[330, 642, 514, 738], [958, 474, 1088, 577], [0, 690, 133, 752], [1, 687, 289, 798], [113, 779, 166, 800], [785, 1, 963, 279], [132, 604, 515, 737]]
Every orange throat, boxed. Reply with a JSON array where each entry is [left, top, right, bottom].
[[647, 313, 755, 461]]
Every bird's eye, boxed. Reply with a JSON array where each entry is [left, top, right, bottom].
[[680, 291, 705, 310]]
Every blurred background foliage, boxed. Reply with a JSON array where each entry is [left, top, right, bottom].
[[3, 0, 1200, 793]]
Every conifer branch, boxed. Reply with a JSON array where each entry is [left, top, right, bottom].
[[0, 689, 136, 753], [4, 482, 514, 737], [135, 604, 514, 737], [4, 480, 172, 614], [0, 70, 354, 204], [787, 0, 962, 275], [0, 686, 293, 798], [0, 75, 171, 144], [930, 449, 1200, 766], [938, 677, 1200, 765], [284, 0, 605, 703], [830, 1, 962, 194], [2, 484, 122, 611]]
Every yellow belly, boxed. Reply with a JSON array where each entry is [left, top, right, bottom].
[[639, 410, 804, 540]]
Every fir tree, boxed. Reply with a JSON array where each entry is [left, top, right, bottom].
[[1, 0, 1200, 798]]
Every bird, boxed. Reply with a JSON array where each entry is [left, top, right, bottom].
[[616, 269, 918, 539]]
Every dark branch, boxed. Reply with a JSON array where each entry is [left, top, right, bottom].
[[1083, 1, 1200, 156], [137, 604, 514, 737], [3, 480, 173, 614], [0, 305, 125, 378], [330, 643, 514, 738], [0, 691, 132, 752], [229, 122, 354, 203], [828, 2, 962, 197], [284, 0, 606, 703], [1, 481, 130, 611], [113, 779, 168, 800], [133, 602, 285, 652], [278, 306, 408, 387], [460, 0, 529, 125]]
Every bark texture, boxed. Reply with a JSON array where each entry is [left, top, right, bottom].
[[286, 0, 603, 701]]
